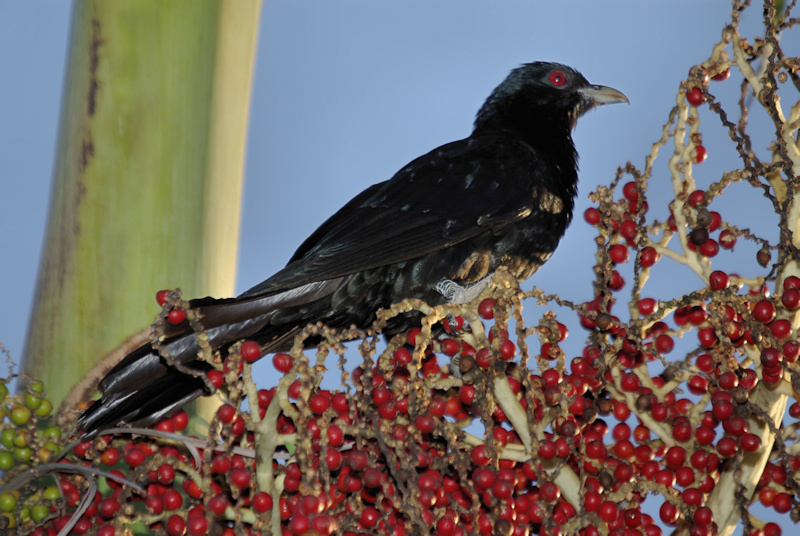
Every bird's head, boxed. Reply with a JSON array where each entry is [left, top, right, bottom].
[[474, 62, 628, 141]]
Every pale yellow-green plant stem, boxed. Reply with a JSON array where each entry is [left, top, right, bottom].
[[21, 0, 262, 428], [705, 36, 797, 536]]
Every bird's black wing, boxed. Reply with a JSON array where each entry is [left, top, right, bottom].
[[241, 132, 549, 298]]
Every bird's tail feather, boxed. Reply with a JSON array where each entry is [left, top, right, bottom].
[[77, 280, 340, 436]]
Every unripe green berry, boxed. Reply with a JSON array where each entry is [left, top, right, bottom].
[[12, 430, 29, 448], [24, 393, 42, 411], [42, 426, 61, 440], [0, 492, 16, 512], [13, 447, 32, 463], [9, 405, 32, 426], [34, 399, 52, 418], [42, 486, 60, 501], [0, 451, 13, 470], [31, 504, 50, 523], [0, 430, 14, 449]]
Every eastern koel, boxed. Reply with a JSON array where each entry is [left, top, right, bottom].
[[78, 62, 627, 436]]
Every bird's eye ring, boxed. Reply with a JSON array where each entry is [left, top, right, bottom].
[[549, 71, 567, 86]]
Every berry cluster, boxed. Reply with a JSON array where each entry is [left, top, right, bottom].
[[5, 2, 800, 535]]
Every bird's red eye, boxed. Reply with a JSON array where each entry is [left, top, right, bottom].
[[549, 71, 567, 86]]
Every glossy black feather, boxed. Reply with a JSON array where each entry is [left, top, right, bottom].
[[78, 62, 626, 435]]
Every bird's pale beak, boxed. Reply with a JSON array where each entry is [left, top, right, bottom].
[[579, 84, 629, 106]]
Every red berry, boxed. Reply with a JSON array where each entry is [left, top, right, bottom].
[[440, 338, 460, 356], [699, 238, 719, 257], [393, 347, 412, 365], [655, 334, 674, 353], [716, 436, 738, 457], [211, 454, 232, 474], [123, 447, 146, 467], [697, 327, 718, 348], [619, 219, 638, 241], [687, 375, 708, 395], [167, 308, 187, 325], [98, 498, 120, 518], [598, 500, 619, 522], [782, 288, 800, 309], [145, 495, 164, 515], [784, 276, 800, 290], [584, 207, 601, 225], [230, 468, 251, 489], [272, 352, 293, 373], [741, 433, 761, 452], [208, 495, 228, 515], [499, 339, 516, 360], [693, 145, 708, 164], [156, 290, 170, 306], [309, 394, 331, 415], [708, 211, 722, 232], [470, 445, 491, 466], [206, 369, 224, 389], [771, 318, 792, 339], [693, 506, 713, 526], [609, 244, 630, 264], [709, 270, 729, 290], [660, 502, 680, 525], [687, 190, 706, 208], [100, 447, 120, 466], [609, 270, 625, 290], [640, 246, 660, 267], [155, 416, 175, 433], [761, 348, 782, 368], [686, 87, 704, 106], [240, 341, 261, 363], [163, 489, 183, 510], [252, 491, 273, 513], [712, 68, 730, 81], [717, 371, 738, 389], [478, 298, 495, 319], [688, 306, 707, 325], [187, 516, 208, 536], [753, 299, 776, 323], [784, 340, 800, 362], [719, 229, 737, 249], [682, 487, 703, 506], [217, 404, 236, 424], [622, 181, 639, 203], [183, 479, 203, 499], [157, 462, 176, 484], [166, 515, 186, 536], [773, 492, 793, 513], [360, 506, 380, 528], [331, 393, 349, 413]]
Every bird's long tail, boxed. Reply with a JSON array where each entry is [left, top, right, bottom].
[[77, 279, 340, 436]]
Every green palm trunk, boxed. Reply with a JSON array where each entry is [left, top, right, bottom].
[[21, 0, 262, 426]]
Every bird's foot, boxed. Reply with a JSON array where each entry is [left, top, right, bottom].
[[435, 274, 493, 304]]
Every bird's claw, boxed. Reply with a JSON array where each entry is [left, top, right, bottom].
[[435, 275, 493, 304]]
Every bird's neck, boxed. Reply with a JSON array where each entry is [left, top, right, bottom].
[[474, 112, 578, 194], [474, 104, 578, 168]]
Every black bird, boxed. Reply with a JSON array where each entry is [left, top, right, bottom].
[[78, 62, 627, 435]]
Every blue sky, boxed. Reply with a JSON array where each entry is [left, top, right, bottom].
[[0, 1, 795, 533], [1, 1, 779, 363]]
